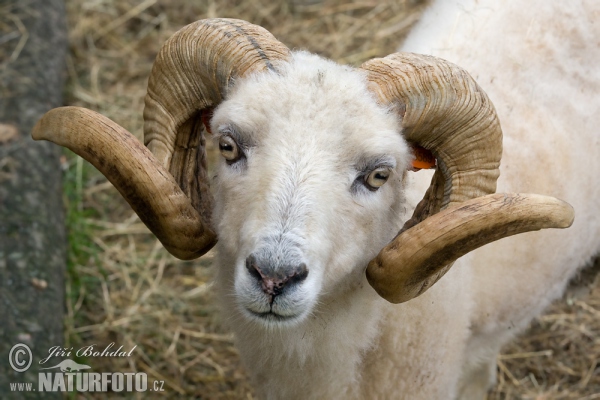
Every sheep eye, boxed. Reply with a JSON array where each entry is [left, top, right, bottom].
[[365, 167, 391, 190], [219, 135, 241, 162]]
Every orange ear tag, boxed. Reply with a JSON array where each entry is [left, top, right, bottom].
[[410, 145, 436, 171]]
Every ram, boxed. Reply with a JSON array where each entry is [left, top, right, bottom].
[[31, 2, 598, 398]]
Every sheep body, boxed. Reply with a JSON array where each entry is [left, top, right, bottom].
[[403, 1, 600, 395], [208, 2, 600, 399]]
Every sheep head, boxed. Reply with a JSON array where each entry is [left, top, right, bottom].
[[209, 51, 414, 322], [32, 19, 574, 317]]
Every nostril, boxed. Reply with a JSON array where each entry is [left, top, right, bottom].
[[288, 263, 308, 285], [245, 254, 263, 281]]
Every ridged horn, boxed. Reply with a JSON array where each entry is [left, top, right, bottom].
[[31, 107, 212, 260], [361, 54, 574, 303], [362, 53, 503, 215], [32, 19, 291, 260], [144, 18, 291, 228], [367, 193, 574, 303]]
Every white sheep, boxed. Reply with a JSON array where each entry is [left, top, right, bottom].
[[30, 6, 597, 399], [400, 0, 600, 396]]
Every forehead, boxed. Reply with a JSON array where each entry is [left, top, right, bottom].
[[212, 51, 405, 158]]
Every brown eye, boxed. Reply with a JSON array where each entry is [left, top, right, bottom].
[[219, 135, 240, 162], [365, 167, 391, 190]]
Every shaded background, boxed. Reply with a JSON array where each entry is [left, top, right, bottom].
[[2, 0, 599, 398], [1, 0, 66, 398]]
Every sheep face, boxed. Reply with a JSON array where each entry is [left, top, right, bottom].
[[210, 52, 411, 327]]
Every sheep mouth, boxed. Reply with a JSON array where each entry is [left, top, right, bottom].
[[245, 308, 304, 324]]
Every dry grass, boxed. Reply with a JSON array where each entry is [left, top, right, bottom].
[[0, 2, 30, 64], [490, 262, 600, 399], [0, 2, 34, 98], [22, 0, 600, 398], [63, 0, 425, 141]]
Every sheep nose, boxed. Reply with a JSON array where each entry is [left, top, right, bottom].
[[245, 254, 308, 302]]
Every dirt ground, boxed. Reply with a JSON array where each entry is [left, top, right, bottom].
[[5, 0, 599, 398]]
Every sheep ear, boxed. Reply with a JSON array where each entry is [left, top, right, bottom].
[[366, 193, 574, 304], [409, 144, 436, 171]]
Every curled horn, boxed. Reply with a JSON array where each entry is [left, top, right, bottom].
[[32, 19, 291, 260], [32, 107, 212, 260], [361, 53, 574, 303], [144, 19, 291, 219]]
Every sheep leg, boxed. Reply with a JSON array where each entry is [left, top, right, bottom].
[[457, 357, 497, 400]]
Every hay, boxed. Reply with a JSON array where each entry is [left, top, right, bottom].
[[490, 260, 600, 399], [0, 2, 31, 66], [0, 2, 34, 98], [58, 0, 600, 398]]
